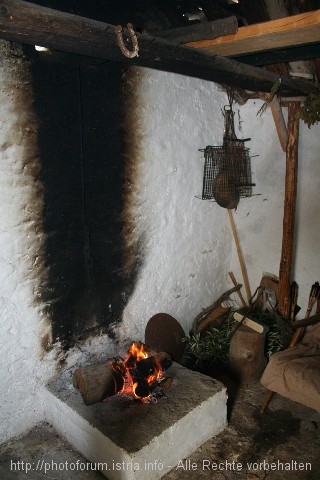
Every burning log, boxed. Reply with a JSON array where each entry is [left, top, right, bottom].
[[129, 352, 173, 398], [73, 342, 173, 405]]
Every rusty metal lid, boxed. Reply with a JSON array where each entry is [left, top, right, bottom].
[[145, 313, 185, 362]]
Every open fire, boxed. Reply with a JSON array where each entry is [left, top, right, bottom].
[[111, 341, 173, 400], [73, 341, 173, 405]]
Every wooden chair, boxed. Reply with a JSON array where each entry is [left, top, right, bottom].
[[260, 313, 320, 413]]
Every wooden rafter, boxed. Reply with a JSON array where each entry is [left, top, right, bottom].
[[186, 10, 320, 58], [150, 16, 238, 44], [0, 0, 315, 96]]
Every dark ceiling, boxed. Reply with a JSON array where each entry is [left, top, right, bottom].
[[28, 0, 320, 30], [21, 0, 248, 30]]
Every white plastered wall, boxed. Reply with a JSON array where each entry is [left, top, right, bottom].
[[0, 41, 46, 443], [1, 43, 319, 445], [121, 68, 233, 341]]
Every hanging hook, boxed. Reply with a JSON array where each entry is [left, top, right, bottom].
[[115, 23, 139, 59]]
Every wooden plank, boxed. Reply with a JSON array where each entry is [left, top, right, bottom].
[[186, 10, 320, 58], [0, 0, 314, 96], [150, 16, 238, 44], [233, 312, 266, 333]]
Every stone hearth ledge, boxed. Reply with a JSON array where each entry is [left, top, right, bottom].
[[43, 362, 227, 480]]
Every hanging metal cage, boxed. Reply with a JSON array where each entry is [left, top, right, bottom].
[[200, 106, 255, 209]]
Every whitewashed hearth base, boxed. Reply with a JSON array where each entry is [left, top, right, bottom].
[[44, 363, 227, 480]]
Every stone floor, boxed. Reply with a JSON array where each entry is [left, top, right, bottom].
[[1, 381, 319, 480]]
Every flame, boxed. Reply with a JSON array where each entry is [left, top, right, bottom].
[[146, 357, 162, 384], [112, 341, 164, 400], [127, 341, 149, 361], [132, 382, 140, 399]]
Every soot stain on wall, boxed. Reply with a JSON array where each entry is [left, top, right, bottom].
[[31, 58, 143, 349], [121, 67, 146, 282]]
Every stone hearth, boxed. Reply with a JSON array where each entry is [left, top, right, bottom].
[[43, 363, 227, 480]]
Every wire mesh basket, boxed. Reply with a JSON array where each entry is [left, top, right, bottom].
[[200, 107, 254, 209]]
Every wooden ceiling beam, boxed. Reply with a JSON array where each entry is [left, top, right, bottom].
[[186, 10, 320, 58], [0, 0, 315, 96], [150, 16, 238, 44], [232, 43, 320, 67]]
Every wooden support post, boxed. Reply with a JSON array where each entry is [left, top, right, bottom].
[[278, 102, 300, 319]]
